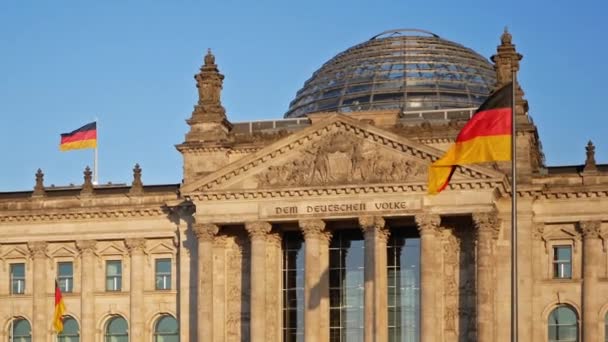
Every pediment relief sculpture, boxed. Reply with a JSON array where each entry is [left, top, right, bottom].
[[255, 131, 428, 187]]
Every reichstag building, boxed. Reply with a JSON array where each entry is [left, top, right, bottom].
[[1, 28, 605, 342]]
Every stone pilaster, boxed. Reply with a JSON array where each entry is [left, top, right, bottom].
[[319, 230, 332, 342], [245, 221, 272, 342], [299, 219, 326, 342], [125, 238, 146, 340], [415, 214, 441, 342], [76, 240, 97, 342], [212, 236, 228, 342], [193, 223, 220, 342], [473, 211, 500, 342], [266, 232, 282, 342], [359, 216, 390, 342], [28, 241, 48, 341], [580, 220, 602, 342]]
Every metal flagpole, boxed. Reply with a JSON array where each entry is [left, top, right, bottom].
[[94, 117, 98, 185], [511, 73, 518, 342]]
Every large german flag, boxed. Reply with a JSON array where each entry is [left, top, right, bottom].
[[428, 82, 513, 194], [59, 122, 97, 151], [53, 280, 66, 333]]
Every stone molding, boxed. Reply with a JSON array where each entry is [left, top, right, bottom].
[[299, 219, 326, 240], [245, 221, 272, 239], [125, 238, 147, 254], [27, 241, 48, 258], [472, 211, 500, 239], [0, 207, 166, 224], [76, 240, 97, 254], [579, 221, 602, 239], [193, 223, 220, 241], [415, 213, 441, 236]]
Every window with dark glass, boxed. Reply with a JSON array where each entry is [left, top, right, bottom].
[[548, 306, 578, 342], [10, 317, 31, 342], [58, 262, 74, 293], [57, 316, 80, 342], [387, 228, 420, 342], [553, 246, 572, 279], [106, 260, 122, 291], [10, 263, 25, 294], [154, 315, 179, 342], [282, 231, 305, 342], [329, 229, 364, 342], [155, 259, 172, 290], [105, 316, 128, 342]]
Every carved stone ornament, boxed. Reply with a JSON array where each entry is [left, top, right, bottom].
[[28, 241, 48, 258], [472, 211, 500, 239], [81, 166, 94, 195], [129, 163, 144, 195], [266, 232, 282, 247], [32, 168, 45, 197], [245, 221, 272, 239], [193, 223, 219, 241], [583, 141, 598, 172], [579, 221, 601, 239], [255, 131, 427, 187], [299, 219, 326, 240], [125, 238, 147, 254], [76, 240, 97, 254], [359, 216, 390, 242], [415, 213, 441, 236]]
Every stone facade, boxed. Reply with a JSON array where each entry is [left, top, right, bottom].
[[1, 30, 607, 342]]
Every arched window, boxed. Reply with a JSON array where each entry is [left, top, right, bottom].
[[57, 316, 80, 342], [153, 315, 179, 342], [548, 306, 578, 342], [104, 316, 128, 342], [9, 318, 31, 342]]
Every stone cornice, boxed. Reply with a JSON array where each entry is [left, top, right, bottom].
[[0, 206, 167, 224]]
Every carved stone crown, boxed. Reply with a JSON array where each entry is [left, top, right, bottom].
[[125, 238, 147, 253], [415, 213, 441, 236], [579, 221, 601, 239], [299, 219, 326, 240], [76, 240, 97, 253], [472, 211, 500, 239], [28, 241, 48, 258], [193, 223, 220, 241], [245, 221, 272, 239]]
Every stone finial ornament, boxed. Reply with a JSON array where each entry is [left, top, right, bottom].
[[491, 28, 528, 118], [81, 166, 94, 195], [32, 168, 45, 197], [204, 48, 215, 66], [129, 163, 144, 195], [583, 140, 598, 172], [501, 26, 512, 44]]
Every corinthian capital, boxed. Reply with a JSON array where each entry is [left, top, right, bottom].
[[359, 216, 390, 242], [193, 223, 220, 241], [415, 213, 441, 236], [473, 211, 500, 239], [125, 238, 147, 254], [27, 241, 47, 258], [579, 221, 601, 239], [299, 219, 326, 240], [76, 240, 97, 254], [245, 221, 272, 240]]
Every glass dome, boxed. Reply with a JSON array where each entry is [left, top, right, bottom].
[[285, 29, 497, 118]]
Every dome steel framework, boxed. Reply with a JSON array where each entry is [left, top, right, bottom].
[[285, 29, 497, 118]]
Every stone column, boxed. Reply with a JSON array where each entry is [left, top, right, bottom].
[[212, 236, 228, 342], [359, 216, 390, 342], [473, 211, 499, 342], [76, 240, 97, 342], [193, 223, 220, 342], [415, 214, 440, 342], [319, 230, 332, 342], [581, 221, 602, 342], [266, 232, 282, 341], [28, 241, 47, 341], [299, 219, 326, 342], [245, 221, 272, 342], [125, 238, 146, 340]]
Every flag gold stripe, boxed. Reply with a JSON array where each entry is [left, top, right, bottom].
[[59, 139, 97, 151]]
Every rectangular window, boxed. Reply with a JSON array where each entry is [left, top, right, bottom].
[[10, 263, 25, 295], [57, 262, 73, 293], [106, 260, 122, 291], [155, 259, 172, 290], [282, 232, 305, 342], [553, 246, 572, 279]]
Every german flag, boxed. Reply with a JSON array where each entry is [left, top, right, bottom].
[[53, 280, 66, 333], [59, 122, 97, 151], [428, 82, 513, 194]]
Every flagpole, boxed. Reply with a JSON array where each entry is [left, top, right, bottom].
[[511, 73, 518, 342], [94, 117, 98, 185]]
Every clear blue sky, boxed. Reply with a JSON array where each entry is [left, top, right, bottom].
[[1, 0, 606, 191]]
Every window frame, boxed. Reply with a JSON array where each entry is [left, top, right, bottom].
[[552, 245, 573, 279], [10, 263, 26, 295], [548, 305, 579, 342], [57, 261, 74, 293], [105, 260, 122, 292], [155, 258, 172, 291], [153, 314, 179, 341], [104, 316, 128, 342], [57, 315, 80, 341]]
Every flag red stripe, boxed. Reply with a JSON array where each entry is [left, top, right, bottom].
[[60, 129, 97, 144], [55, 282, 62, 304], [455, 108, 511, 142]]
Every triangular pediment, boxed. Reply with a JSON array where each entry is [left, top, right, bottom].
[[98, 242, 127, 256], [50, 245, 78, 258], [182, 114, 506, 195], [0, 246, 29, 260]]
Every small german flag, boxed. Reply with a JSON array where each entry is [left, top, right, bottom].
[[53, 280, 66, 333], [59, 122, 97, 151]]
